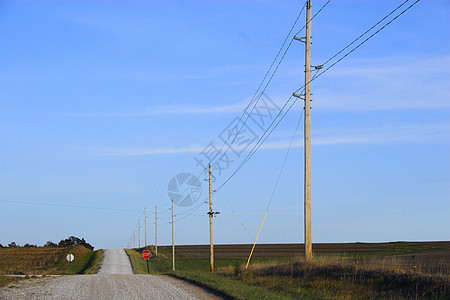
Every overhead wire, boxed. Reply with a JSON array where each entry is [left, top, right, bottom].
[[166, 0, 331, 210], [220, 0, 421, 192], [209, 0, 331, 178], [214, 93, 302, 194], [210, 0, 332, 172], [215, 0, 422, 196], [149, 0, 421, 230], [170, 1, 310, 205], [302, 0, 422, 91], [215, 0, 421, 191], [319, 0, 411, 68], [208, 1, 307, 167], [264, 110, 303, 213]]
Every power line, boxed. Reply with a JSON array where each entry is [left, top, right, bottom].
[[215, 95, 303, 194], [215, 0, 422, 198], [169, 3, 309, 206], [169, 3, 308, 205], [308, 0, 422, 86], [208, 1, 308, 168], [320, 0, 411, 68], [165, 0, 421, 227], [168, 1, 332, 205], [264, 110, 303, 213], [211, 0, 331, 173], [294, 0, 331, 37]]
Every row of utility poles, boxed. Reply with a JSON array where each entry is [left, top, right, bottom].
[[128, 206, 158, 255], [126, 163, 217, 273], [128, 0, 313, 267]]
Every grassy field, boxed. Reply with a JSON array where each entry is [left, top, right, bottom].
[[126, 241, 449, 299], [0, 245, 104, 286]]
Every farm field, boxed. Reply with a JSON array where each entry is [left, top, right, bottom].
[[127, 241, 449, 299], [0, 245, 103, 283]]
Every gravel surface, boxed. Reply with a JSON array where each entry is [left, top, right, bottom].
[[98, 249, 133, 274], [0, 249, 221, 300]]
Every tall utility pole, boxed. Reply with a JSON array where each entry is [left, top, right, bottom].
[[133, 231, 135, 248], [304, 0, 313, 262], [138, 219, 141, 248], [208, 164, 214, 273], [155, 206, 158, 256], [171, 200, 175, 271], [144, 207, 147, 247]]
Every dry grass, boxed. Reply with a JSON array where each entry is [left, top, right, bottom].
[[0, 245, 93, 275], [128, 242, 449, 299], [245, 256, 449, 299], [0, 247, 66, 274]]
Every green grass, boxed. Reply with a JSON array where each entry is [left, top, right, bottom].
[[55, 246, 94, 274], [171, 271, 295, 300], [81, 249, 104, 274], [125, 242, 449, 300], [126, 248, 322, 299], [126, 248, 295, 299], [0, 245, 100, 276]]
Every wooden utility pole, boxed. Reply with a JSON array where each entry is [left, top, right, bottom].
[[144, 207, 147, 247], [171, 200, 175, 271], [138, 219, 140, 248], [304, 0, 313, 262], [133, 231, 135, 248], [155, 206, 158, 256], [208, 164, 214, 273]]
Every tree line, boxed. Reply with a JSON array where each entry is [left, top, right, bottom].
[[0, 236, 94, 250]]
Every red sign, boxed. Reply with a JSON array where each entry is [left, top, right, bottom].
[[142, 250, 152, 260]]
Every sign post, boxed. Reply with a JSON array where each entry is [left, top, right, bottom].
[[142, 250, 152, 274], [66, 254, 74, 274]]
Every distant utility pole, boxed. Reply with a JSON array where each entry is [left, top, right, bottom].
[[133, 230, 135, 248], [155, 205, 158, 256], [138, 219, 141, 248], [171, 200, 175, 271], [208, 164, 214, 273], [304, 0, 313, 262], [144, 207, 147, 247]]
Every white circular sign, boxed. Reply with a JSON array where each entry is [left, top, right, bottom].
[[66, 254, 74, 262]]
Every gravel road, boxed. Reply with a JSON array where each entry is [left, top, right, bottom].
[[98, 249, 133, 274], [0, 249, 221, 300]]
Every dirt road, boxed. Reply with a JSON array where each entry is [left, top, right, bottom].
[[0, 249, 220, 300]]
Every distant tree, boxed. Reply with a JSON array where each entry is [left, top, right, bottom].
[[23, 243, 37, 247], [0, 243, 4, 248], [80, 238, 94, 251], [8, 242, 19, 248], [58, 236, 94, 250], [44, 241, 58, 247]]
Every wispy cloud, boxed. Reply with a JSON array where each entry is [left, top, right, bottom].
[[314, 55, 450, 111], [98, 123, 449, 156], [19, 102, 249, 118], [23, 95, 290, 117]]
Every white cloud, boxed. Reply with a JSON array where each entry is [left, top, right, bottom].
[[313, 55, 450, 111], [98, 123, 449, 156]]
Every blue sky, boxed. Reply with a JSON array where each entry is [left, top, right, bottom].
[[1, 0, 449, 250]]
